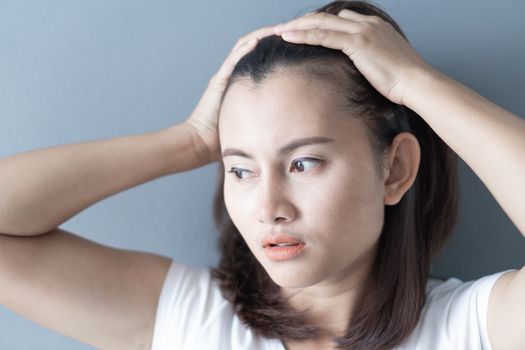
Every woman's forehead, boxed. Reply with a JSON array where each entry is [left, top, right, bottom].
[[218, 79, 370, 160], [219, 71, 353, 133]]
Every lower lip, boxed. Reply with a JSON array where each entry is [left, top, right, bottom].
[[264, 244, 306, 261]]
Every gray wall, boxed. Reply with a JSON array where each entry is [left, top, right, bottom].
[[1, 0, 524, 348]]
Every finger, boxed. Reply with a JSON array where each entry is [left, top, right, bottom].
[[275, 12, 362, 35], [215, 38, 258, 83], [216, 24, 279, 87], [337, 9, 377, 22], [280, 28, 353, 53], [232, 25, 277, 50]]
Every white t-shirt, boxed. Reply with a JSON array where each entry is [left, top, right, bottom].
[[151, 260, 515, 350]]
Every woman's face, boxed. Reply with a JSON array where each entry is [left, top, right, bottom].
[[218, 70, 387, 288]]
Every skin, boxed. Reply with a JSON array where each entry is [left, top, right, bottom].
[[191, 7, 525, 350], [271, 9, 525, 350], [218, 70, 420, 343]]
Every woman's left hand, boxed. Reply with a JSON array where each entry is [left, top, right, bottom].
[[274, 9, 434, 105]]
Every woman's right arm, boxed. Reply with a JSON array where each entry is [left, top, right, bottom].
[[0, 124, 207, 349], [0, 123, 209, 236], [0, 26, 276, 350], [0, 23, 275, 237]]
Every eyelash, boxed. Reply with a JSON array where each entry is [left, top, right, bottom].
[[226, 157, 322, 181]]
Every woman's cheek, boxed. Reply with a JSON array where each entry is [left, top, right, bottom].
[[223, 185, 254, 236]]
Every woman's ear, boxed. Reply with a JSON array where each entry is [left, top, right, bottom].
[[382, 132, 421, 205]]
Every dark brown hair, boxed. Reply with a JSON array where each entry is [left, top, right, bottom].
[[210, 1, 459, 349]]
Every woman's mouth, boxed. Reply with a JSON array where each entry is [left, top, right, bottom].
[[264, 243, 306, 261]]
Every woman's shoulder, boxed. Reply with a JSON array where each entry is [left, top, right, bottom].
[[152, 260, 279, 350], [151, 261, 227, 349], [424, 269, 515, 299], [422, 270, 517, 326], [397, 269, 517, 350], [153, 261, 228, 323]]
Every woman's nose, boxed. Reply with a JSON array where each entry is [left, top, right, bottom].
[[256, 177, 296, 225]]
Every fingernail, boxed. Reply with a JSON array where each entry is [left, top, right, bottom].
[[234, 38, 256, 51], [282, 30, 299, 38], [243, 38, 257, 47]]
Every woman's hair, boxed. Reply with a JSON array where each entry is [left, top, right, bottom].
[[210, 1, 459, 349]]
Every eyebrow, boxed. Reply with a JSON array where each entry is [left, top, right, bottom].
[[221, 136, 335, 160]]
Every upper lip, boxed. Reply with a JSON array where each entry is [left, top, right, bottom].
[[261, 234, 305, 248]]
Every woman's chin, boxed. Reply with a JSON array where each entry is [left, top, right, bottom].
[[264, 266, 322, 289]]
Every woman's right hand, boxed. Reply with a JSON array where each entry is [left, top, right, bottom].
[[183, 26, 277, 164]]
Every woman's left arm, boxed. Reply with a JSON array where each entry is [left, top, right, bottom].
[[275, 9, 524, 350], [405, 69, 525, 237], [405, 71, 525, 350]]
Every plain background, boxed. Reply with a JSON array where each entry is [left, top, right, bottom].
[[1, 0, 524, 348]]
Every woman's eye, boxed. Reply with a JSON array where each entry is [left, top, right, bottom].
[[290, 157, 321, 173], [227, 167, 252, 180], [227, 158, 321, 181]]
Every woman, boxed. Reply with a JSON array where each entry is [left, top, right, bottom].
[[0, 1, 523, 349]]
